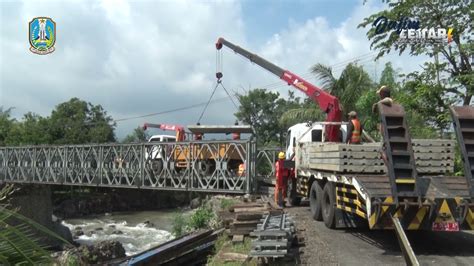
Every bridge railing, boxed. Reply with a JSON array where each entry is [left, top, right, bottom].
[[0, 139, 257, 194]]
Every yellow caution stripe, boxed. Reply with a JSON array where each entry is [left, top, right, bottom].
[[336, 204, 367, 218]]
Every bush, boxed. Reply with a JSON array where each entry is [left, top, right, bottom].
[[220, 198, 236, 211], [171, 212, 187, 237], [188, 206, 214, 229]]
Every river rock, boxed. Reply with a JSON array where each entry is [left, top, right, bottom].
[[95, 227, 104, 231], [55, 240, 126, 264], [74, 229, 84, 237], [190, 197, 201, 209], [86, 231, 95, 237], [143, 220, 155, 227], [112, 230, 123, 235]]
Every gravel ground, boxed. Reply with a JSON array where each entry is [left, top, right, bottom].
[[286, 201, 474, 266]]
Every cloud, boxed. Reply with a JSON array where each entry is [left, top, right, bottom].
[[0, 0, 428, 140]]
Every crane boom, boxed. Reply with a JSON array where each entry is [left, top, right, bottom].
[[216, 37, 342, 142]]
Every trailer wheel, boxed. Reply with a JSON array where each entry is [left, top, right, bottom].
[[151, 159, 163, 175], [309, 181, 323, 221], [287, 178, 301, 206], [322, 182, 336, 229]]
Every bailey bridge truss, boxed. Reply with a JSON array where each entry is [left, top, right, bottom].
[[0, 140, 279, 194]]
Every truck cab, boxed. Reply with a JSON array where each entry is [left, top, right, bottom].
[[285, 122, 348, 159], [146, 134, 177, 162]]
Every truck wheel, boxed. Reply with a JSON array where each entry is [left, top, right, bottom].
[[151, 159, 163, 175], [322, 182, 336, 229], [287, 178, 301, 206], [309, 181, 323, 221]]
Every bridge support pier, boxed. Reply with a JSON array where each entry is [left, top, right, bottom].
[[5, 184, 73, 247]]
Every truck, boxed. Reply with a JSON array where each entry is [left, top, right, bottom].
[[143, 122, 253, 176], [216, 37, 474, 234]]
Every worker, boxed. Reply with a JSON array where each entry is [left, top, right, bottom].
[[346, 111, 362, 144], [237, 162, 245, 177], [372, 85, 393, 113], [194, 123, 203, 140], [372, 85, 393, 165], [275, 151, 288, 207], [232, 121, 240, 140]]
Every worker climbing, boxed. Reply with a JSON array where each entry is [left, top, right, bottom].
[[346, 111, 362, 144], [275, 151, 288, 207]]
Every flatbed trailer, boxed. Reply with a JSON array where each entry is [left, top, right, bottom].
[[292, 103, 474, 232]]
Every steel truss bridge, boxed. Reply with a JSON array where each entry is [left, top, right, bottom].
[[0, 140, 279, 194]]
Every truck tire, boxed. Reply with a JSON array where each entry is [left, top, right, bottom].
[[151, 159, 163, 175], [287, 178, 301, 206], [309, 181, 323, 221], [322, 182, 336, 229]]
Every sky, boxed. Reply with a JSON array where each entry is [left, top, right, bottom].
[[0, 0, 428, 140]]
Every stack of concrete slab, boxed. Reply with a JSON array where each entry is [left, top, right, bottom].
[[296, 139, 455, 174], [412, 139, 455, 174]]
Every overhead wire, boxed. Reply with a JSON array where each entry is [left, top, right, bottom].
[[110, 50, 379, 125]]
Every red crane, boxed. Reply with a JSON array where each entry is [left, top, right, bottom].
[[142, 123, 186, 142], [216, 37, 342, 142]]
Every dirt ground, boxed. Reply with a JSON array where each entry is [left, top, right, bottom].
[[286, 200, 474, 266]]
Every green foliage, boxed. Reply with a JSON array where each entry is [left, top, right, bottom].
[[235, 89, 300, 146], [1, 98, 116, 146], [188, 206, 214, 229], [220, 198, 237, 211], [122, 126, 148, 143], [359, 0, 473, 105], [49, 98, 116, 144], [311, 63, 375, 120], [171, 212, 187, 237], [0, 107, 14, 146]]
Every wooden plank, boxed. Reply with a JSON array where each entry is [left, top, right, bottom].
[[236, 212, 264, 221], [231, 235, 244, 244], [230, 203, 265, 212], [219, 252, 247, 262], [233, 207, 269, 213]]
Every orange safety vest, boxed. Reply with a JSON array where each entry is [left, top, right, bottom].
[[350, 119, 361, 144], [238, 163, 245, 176]]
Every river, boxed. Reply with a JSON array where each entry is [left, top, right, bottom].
[[63, 209, 188, 256]]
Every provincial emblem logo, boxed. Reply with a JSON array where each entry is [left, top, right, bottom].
[[29, 17, 56, 55]]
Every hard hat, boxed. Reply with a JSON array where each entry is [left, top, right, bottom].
[[376, 85, 390, 95], [278, 152, 285, 159], [348, 111, 357, 117]]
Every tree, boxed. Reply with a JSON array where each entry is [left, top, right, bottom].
[[235, 89, 291, 146], [0, 107, 14, 146], [279, 98, 325, 128], [5, 113, 52, 145], [122, 126, 148, 143], [49, 98, 116, 144], [311, 63, 374, 118], [359, 0, 473, 105]]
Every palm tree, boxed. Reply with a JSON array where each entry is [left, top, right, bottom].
[[311, 63, 374, 120]]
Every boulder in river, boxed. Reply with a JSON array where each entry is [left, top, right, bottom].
[[112, 230, 123, 235], [189, 197, 201, 209], [55, 240, 126, 264]]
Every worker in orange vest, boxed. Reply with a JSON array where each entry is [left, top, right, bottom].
[[232, 121, 240, 140], [275, 151, 288, 207], [346, 111, 362, 144]]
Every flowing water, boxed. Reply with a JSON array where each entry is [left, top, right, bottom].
[[63, 209, 188, 256]]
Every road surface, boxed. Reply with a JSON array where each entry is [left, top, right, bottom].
[[286, 201, 474, 265]]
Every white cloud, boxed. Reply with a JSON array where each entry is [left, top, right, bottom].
[[0, 0, 429, 140]]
